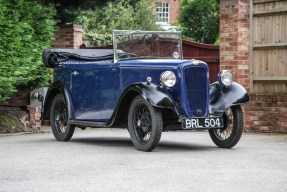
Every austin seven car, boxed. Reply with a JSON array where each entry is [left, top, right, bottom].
[[42, 30, 250, 151]]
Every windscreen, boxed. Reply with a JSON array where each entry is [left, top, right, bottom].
[[113, 30, 182, 61]]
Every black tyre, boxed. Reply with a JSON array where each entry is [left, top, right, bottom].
[[209, 105, 243, 148], [128, 95, 163, 152], [50, 94, 75, 141]]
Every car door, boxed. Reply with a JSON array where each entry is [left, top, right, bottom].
[[66, 61, 117, 121]]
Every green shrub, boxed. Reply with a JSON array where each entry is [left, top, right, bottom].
[[0, 0, 56, 102]]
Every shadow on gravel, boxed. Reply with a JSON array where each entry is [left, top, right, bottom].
[[157, 141, 218, 152], [69, 137, 218, 152], [71, 137, 133, 148]]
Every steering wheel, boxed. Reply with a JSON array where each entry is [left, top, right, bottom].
[[118, 52, 137, 59]]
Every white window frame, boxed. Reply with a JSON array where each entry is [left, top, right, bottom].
[[156, 2, 170, 24]]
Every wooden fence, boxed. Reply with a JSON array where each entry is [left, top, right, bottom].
[[250, 0, 287, 94]]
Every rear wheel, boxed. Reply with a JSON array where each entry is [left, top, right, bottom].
[[209, 105, 243, 148], [128, 96, 163, 152], [50, 94, 75, 141]]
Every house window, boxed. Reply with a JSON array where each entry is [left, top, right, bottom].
[[156, 2, 170, 23]]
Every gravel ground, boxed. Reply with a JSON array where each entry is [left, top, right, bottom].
[[0, 127, 286, 192]]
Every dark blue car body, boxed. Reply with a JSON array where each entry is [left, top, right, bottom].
[[42, 30, 249, 151]]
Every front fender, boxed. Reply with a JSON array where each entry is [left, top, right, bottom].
[[108, 82, 183, 126], [209, 82, 250, 114], [134, 83, 183, 116]]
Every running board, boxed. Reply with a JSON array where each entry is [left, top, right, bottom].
[[68, 120, 108, 128]]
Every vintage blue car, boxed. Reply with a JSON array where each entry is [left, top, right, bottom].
[[42, 30, 250, 151]]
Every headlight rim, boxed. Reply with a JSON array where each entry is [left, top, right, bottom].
[[160, 70, 176, 88], [219, 70, 233, 87]]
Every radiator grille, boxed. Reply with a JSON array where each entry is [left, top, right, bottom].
[[184, 66, 208, 117]]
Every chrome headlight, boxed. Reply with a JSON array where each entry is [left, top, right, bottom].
[[160, 71, 176, 87], [218, 70, 233, 87]]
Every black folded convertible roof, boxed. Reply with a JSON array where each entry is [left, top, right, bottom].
[[43, 49, 114, 68]]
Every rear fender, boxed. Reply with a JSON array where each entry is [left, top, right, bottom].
[[209, 82, 250, 114], [42, 81, 74, 121]]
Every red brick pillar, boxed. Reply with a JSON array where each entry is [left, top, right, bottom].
[[220, 0, 250, 91], [220, 0, 252, 131], [52, 24, 83, 48]]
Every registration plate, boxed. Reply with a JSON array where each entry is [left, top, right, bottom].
[[182, 117, 223, 129]]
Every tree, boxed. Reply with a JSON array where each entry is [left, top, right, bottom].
[[82, 0, 160, 46], [179, 0, 219, 44], [0, 0, 56, 102], [42, 0, 108, 24]]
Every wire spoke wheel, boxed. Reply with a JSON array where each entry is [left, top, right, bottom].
[[214, 108, 233, 141], [50, 94, 75, 141], [133, 103, 152, 143], [53, 100, 68, 134], [209, 105, 243, 148], [128, 96, 163, 152]]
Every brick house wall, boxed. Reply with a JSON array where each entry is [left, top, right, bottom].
[[168, 0, 180, 24], [220, 0, 287, 133], [154, 0, 180, 24]]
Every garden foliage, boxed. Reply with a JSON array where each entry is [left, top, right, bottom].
[[0, 0, 56, 102], [179, 0, 219, 44], [80, 0, 160, 46]]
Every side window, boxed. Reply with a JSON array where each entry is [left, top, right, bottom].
[[156, 2, 170, 23]]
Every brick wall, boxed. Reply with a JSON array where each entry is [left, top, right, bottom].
[[220, 0, 287, 133], [52, 24, 83, 48], [244, 95, 287, 133]]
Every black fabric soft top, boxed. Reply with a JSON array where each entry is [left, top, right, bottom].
[[42, 49, 114, 68]]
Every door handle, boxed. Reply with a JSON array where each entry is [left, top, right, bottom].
[[71, 71, 80, 76], [70, 71, 80, 90]]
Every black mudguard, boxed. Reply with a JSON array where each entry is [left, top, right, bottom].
[[42, 81, 74, 121], [134, 83, 183, 115], [108, 83, 183, 126], [209, 82, 250, 114]]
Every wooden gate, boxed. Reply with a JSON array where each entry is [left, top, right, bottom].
[[250, 0, 287, 94], [182, 40, 219, 83]]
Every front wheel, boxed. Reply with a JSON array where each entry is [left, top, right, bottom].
[[50, 94, 75, 141], [209, 105, 243, 148], [128, 96, 163, 152]]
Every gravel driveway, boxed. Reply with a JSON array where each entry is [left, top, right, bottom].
[[0, 128, 286, 192]]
